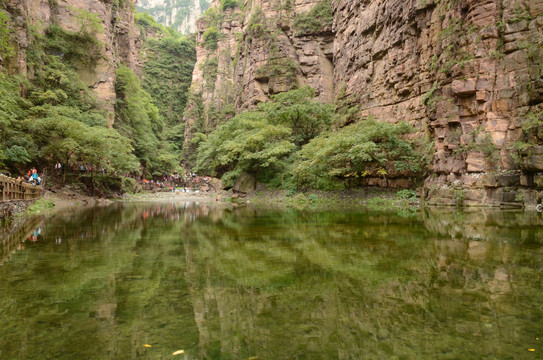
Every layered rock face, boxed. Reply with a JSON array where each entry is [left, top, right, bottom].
[[3, 0, 141, 124], [183, 0, 335, 156], [137, 0, 210, 34], [184, 0, 543, 206], [333, 0, 543, 206]]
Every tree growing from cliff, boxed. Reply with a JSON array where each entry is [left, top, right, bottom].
[[220, 0, 240, 11]]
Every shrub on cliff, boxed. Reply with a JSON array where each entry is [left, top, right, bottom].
[[0, 9, 15, 60], [294, 0, 333, 35], [202, 26, 219, 50], [220, 0, 240, 11]]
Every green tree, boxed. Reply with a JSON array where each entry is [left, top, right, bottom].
[[26, 113, 138, 175], [292, 118, 425, 188], [115, 65, 180, 176], [259, 86, 333, 146], [195, 111, 295, 186]]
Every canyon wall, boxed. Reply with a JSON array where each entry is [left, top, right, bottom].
[[2, 0, 142, 124], [184, 0, 543, 206], [183, 0, 336, 160], [333, 0, 543, 206], [137, 0, 210, 34]]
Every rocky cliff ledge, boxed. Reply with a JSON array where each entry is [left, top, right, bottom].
[[184, 0, 543, 207]]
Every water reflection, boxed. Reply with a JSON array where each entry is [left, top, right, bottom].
[[0, 203, 542, 359]]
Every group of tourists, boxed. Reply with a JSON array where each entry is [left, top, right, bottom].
[[7, 165, 214, 194], [54, 163, 107, 174], [22, 167, 41, 186]]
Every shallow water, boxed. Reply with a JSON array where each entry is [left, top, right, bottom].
[[0, 202, 542, 360]]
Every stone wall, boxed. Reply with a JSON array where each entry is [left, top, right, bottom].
[[0, 200, 34, 223]]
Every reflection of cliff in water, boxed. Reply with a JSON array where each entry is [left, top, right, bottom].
[[180, 207, 543, 359], [0, 204, 541, 359]]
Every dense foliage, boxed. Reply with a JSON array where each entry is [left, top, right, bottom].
[[292, 119, 426, 188], [136, 12, 197, 156], [114, 65, 170, 176], [259, 86, 333, 146], [194, 86, 333, 186], [141, 36, 195, 126], [195, 111, 296, 186], [0, 9, 15, 60], [194, 86, 427, 189], [0, 6, 196, 186], [0, 9, 139, 177]]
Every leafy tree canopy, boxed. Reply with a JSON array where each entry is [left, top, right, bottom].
[[258, 86, 333, 147], [195, 111, 295, 186], [292, 118, 426, 188]]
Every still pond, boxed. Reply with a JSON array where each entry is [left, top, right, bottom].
[[0, 201, 542, 359]]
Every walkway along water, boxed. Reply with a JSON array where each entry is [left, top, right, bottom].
[[0, 174, 42, 201], [0, 175, 43, 222]]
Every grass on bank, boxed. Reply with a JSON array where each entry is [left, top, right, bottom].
[[24, 198, 55, 215]]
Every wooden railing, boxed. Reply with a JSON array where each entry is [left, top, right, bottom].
[[0, 175, 42, 201]]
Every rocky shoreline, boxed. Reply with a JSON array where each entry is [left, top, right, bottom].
[[3, 185, 541, 229]]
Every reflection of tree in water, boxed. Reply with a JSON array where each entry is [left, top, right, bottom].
[[182, 208, 543, 360], [0, 204, 542, 360]]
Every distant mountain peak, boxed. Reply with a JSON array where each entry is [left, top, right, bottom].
[[136, 0, 210, 34]]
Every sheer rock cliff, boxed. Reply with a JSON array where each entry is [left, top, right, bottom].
[[184, 0, 543, 206], [2, 0, 141, 124]]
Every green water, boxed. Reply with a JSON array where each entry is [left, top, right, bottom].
[[0, 202, 542, 360]]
